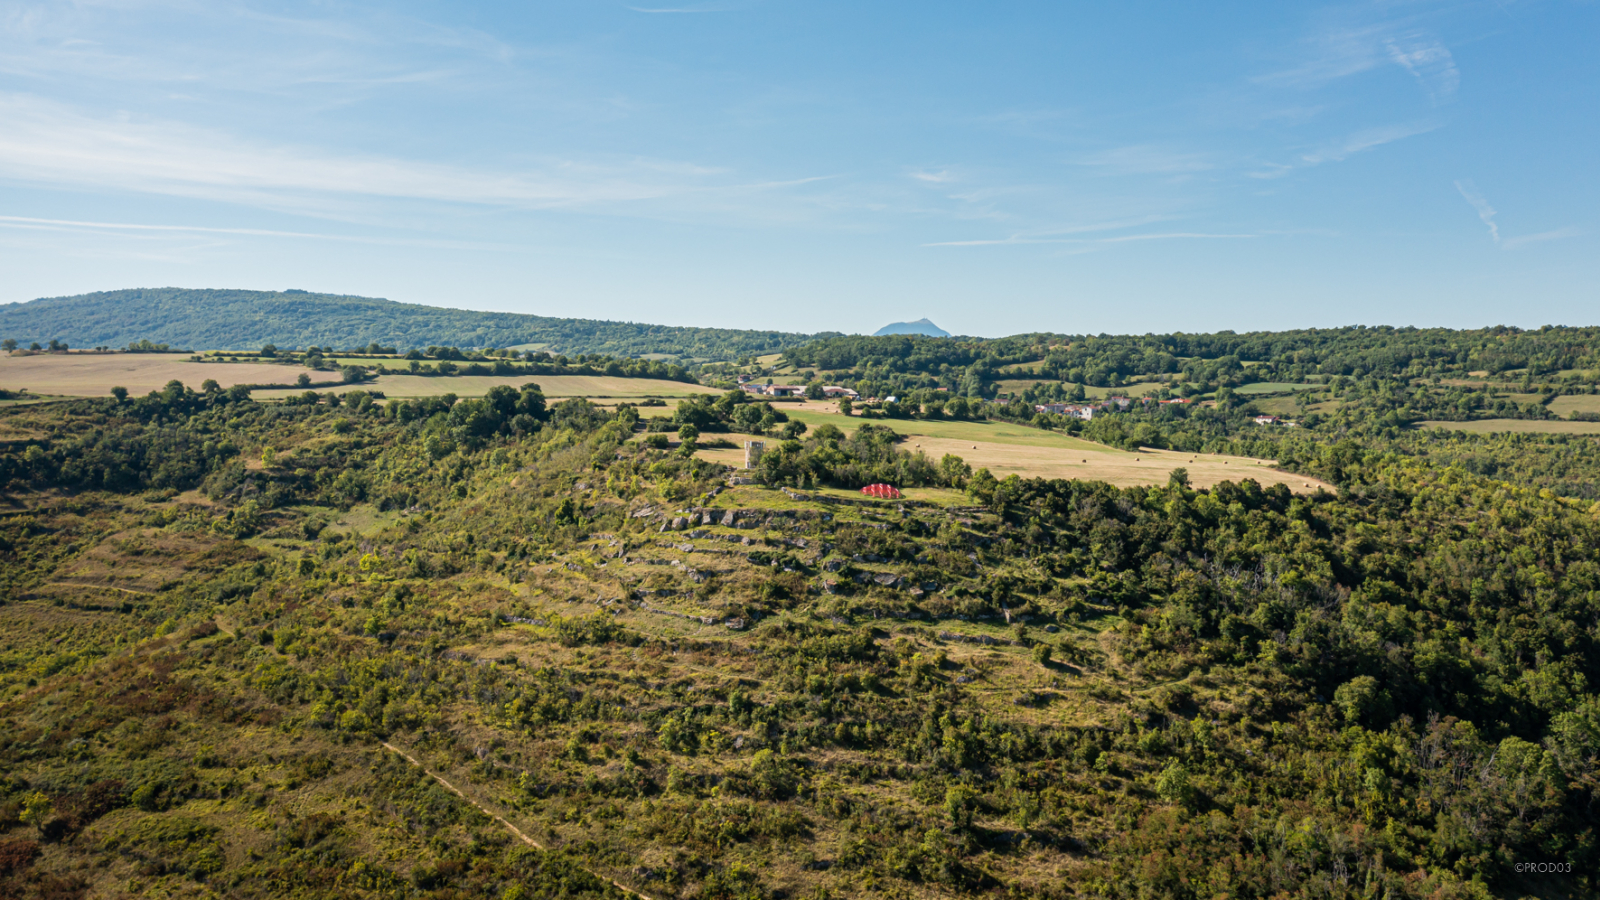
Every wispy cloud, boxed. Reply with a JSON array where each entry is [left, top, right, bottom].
[[0, 214, 512, 250], [1454, 179, 1499, 242], [1385, 34, 1459, 104], [1300, 120, 1441, 165], [628, 3, 741, 12], [1257, 7, 1461, 107], [1250, 119, 1441, 178], [1502, 227, 1581, 250], [1069, 145, 1213, 176], [926, 231, 1254, 248], [908, 170, 955, 183], [0, 93, 827, 222], [0, 1, 515, 90]]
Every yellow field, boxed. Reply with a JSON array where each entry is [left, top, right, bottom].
[[1548, 395, 1600, 418], [0, 352, 300, 396], [1421, 419, 1600, 435], [903, 435, 1326, 492], [252, 373, 721, 400], [705, 400, 1332, 494]]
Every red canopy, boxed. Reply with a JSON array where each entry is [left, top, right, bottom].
[[860, 483, 902, 499]]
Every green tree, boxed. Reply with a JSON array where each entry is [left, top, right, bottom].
[[1156, 761, 1194, 809], [20, 791, 52, 834], [1333, 675, 1393, 727], [944, 784, 977, 830]]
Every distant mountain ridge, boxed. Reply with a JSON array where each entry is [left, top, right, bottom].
[[0, 288, 837, 360], [872, 317, 950, 337]]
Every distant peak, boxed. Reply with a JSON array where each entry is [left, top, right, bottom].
[[872, 318, 950, 338]]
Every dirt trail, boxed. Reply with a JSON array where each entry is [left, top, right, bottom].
[[381, 741, 656, 900]]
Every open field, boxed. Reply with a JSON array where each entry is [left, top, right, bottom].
[[998, 359, 1047, 373], [1420, 418, 1600, 435], [0, 353, 716, 402], [1234, 382, 1319, 395], [993, 379, 1167, 398], [0, 393, 75, 407], [0, 352, 301, 396], [722, 401, 1332, 493], [1248, 395, 1305, 416], [1549, 395, 1600, 418], [253, 373, 722, 400], [905, 435, 1327, 492]]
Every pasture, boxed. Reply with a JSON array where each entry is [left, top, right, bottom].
[[1247, 395, 1304, 416], [992, 379, 1166, 398], [253, 373, 721, 401], [1548, 395, 1600, 418], [0, 352, 723, 403], [1420, 418, 1600, 435], [1233, 382, 1319, 395], [0, 352, 300, 396], [713, 400, 1333, 493]]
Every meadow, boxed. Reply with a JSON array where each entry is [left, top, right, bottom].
[[1420, 418, 1600, 434], [991, 379, 1165, 398], [1548, 394, 1600, 418], [246, 374, 719, 401], [0, 353, 722, 406], [1230, 381, 1319, 395], [0, 353, 300, 396], [711, 401, 1331, 493]]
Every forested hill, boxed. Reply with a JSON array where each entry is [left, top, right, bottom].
[[0, 288, 835, 359]]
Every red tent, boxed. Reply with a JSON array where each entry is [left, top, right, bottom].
[[860, 483, 902, 499]]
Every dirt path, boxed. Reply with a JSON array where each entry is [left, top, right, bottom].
[[380, 741, 656, 900]]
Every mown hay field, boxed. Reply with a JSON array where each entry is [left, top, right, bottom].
[[1548, 395, 1600, 418], [0, 353, 299, 396], [729, 401, 1333, 493], [1421, 418, 1600, 434], [253, 374, 722, 400]]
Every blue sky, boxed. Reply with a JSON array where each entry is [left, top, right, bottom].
[[0, 1, 1594, 336]]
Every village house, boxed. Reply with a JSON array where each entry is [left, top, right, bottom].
[[765, 384, 806, 398], [1253, 415, 1281, 425], [1035, 403, 1096, 420], [821, 385, 858, 399]]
